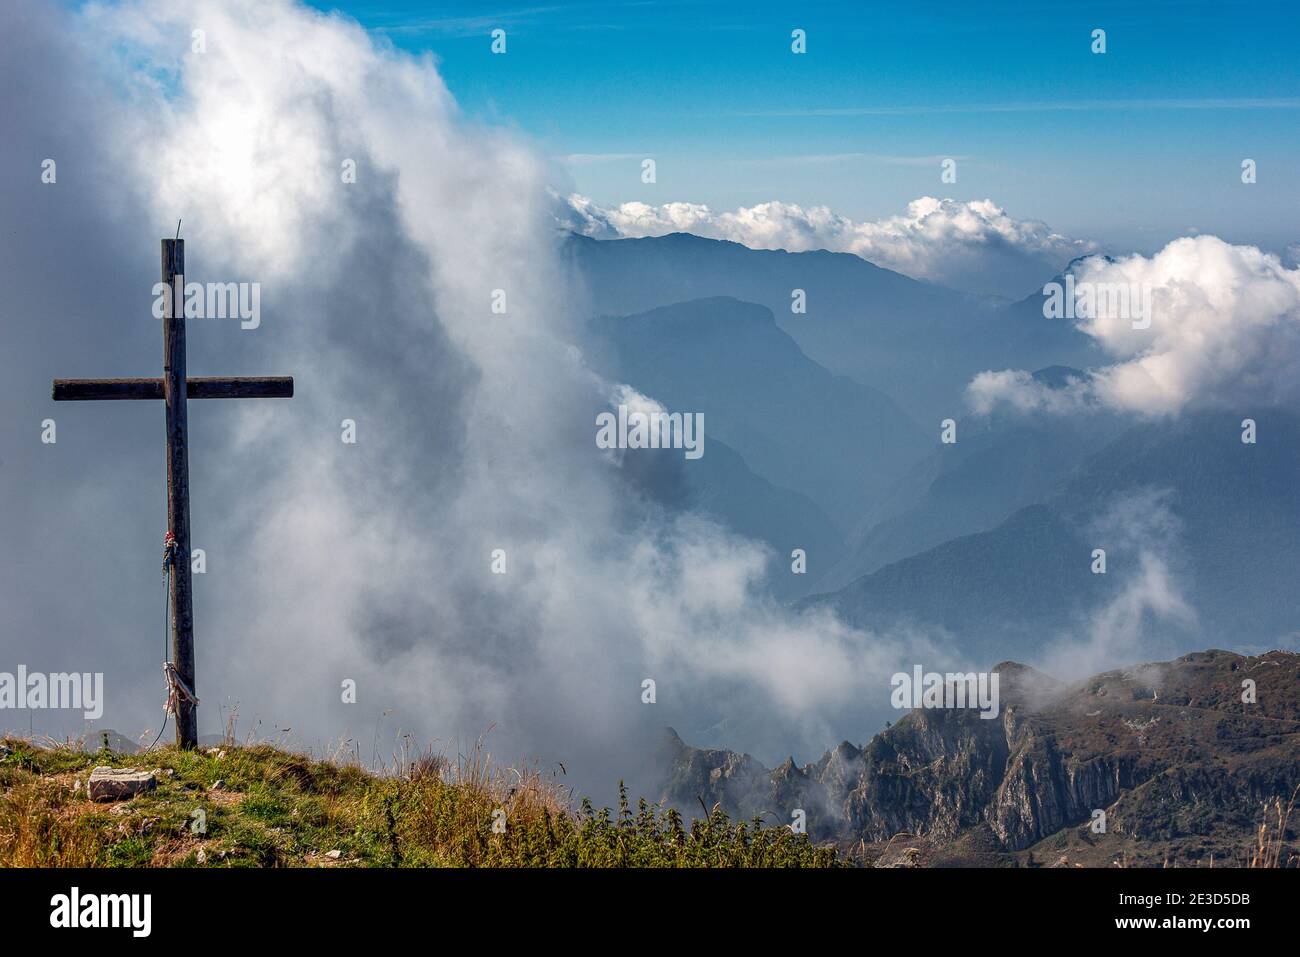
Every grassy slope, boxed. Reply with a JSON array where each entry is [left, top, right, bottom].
[[0, 736, 837, 868]]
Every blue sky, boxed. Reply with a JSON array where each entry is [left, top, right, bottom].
[[314, 0, 1300, 253]]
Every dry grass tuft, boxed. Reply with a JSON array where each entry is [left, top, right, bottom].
[[1249, 784, 1299, 868]]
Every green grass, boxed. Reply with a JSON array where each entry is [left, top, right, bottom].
[[0, 737, 838, 868]]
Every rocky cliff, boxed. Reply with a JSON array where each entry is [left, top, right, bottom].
[[656, 649, 1300, 866]]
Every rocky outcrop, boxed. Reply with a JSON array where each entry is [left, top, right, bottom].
[[657, 650, 1300, 864]]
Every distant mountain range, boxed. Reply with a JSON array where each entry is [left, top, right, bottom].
[[655, 649, 1300, 866], [574, 232, 1300, 653], [590, 296, 929, 522], [804, 409, 1300, 661], [568, 232, 1102, 425], [815, 371, 1129, 591]]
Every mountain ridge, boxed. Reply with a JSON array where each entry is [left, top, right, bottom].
[[656, 648, 1300, 866]]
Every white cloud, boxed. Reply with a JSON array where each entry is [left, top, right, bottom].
[[1038, 490, 1195, 681], [560, 193, 1097, 297], [969, 236, 1300, 417]]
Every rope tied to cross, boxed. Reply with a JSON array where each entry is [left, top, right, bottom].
[[163, 661, 199, 717], [151, 531, 198, 745]]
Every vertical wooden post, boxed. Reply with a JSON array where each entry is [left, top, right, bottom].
[[162, 239, 198, 749]]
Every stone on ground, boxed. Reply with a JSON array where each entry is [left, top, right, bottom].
[[88, 766, 157, 801]]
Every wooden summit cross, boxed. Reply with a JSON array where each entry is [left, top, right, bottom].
[[52, 239, 293, 749]]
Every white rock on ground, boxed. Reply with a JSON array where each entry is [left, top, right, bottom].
[[88, 766, 157, 801]]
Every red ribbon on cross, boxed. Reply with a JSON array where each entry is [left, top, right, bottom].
[[162, 530, 178, 571]]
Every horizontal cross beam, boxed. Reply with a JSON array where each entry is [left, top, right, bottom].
[[53, 376, 294, 401]]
